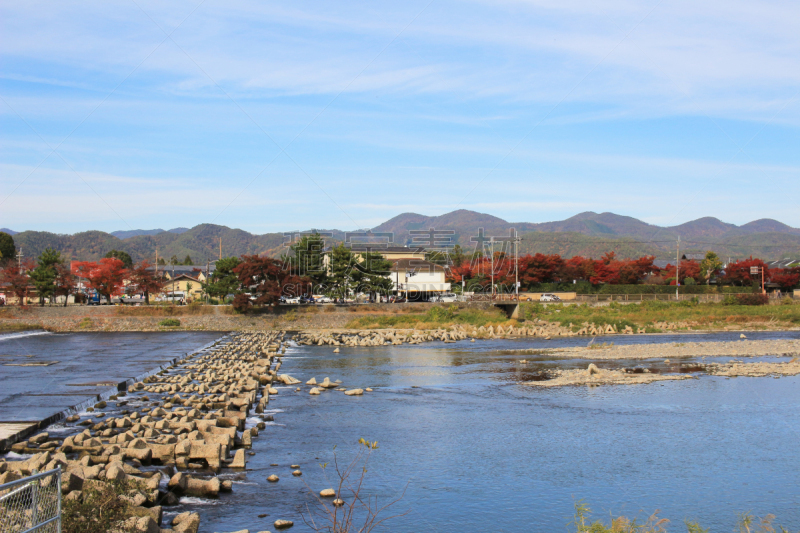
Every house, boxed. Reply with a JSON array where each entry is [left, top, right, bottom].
[[149, 265, 214, 283], [322, 245, 427, 266], [158, 274, 205, 301], [389, 258, 451, 296]]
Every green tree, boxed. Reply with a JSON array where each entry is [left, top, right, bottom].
[[327, 244, 355, 300], [105, 249, 133, 268], [450, 244, 466, 267], [169, 255, 179, 265], [700, 251, 723, 284], [424, 249, 449, 266], [183, 255, 193, 265], [28, 248, 63, 305], [352, 251, 393, 302], [157, 257, 166, 266], [203, 257, 242, 301], [288, 233, 327, 286], [0, 232, 15, 263]]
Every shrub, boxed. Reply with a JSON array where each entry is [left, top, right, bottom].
[[676, 297, 699, 307], [63, 478, 148, 533], [722, 295, 738, 305], [683, 277, 696, 285], [158, 318, 181, 327], [232, 294, 251, 313], [735, 293, 769, 306], [426, 305, 455, 322], [640, 300, 670, 310]]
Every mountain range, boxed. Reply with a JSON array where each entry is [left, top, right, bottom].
[[3, 210, 800, 264]]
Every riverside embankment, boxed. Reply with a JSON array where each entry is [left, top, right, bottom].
[[3, 300, 800, 335]]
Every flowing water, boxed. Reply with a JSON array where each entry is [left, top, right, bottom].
[[3, 330, 800, 532]]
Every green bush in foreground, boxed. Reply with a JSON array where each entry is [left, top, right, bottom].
[[158, 318, 181, 327]]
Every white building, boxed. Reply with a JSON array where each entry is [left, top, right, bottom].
[[389, 258, 451, 295]]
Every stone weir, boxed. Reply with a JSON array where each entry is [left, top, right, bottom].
[[0, 330, 289, 533], [291, 318, 673, 347]]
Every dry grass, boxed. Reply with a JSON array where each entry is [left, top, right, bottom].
[[345, 306, 510, 330], [115, 304, 215, 317]]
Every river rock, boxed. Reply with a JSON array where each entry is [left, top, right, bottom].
[[344, 389, 363, 396], [320, 488, 335, 497], [274, 519, 294, 529], [267, 474, 279, 482]]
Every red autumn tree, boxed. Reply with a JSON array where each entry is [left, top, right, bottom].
[[54, 263, 77, 307], [73, 258, 127, 302], [768, 267, 800, 291], [518, 253, 565, 285], [126, 261, 162, 304], [721, 257, 769, 286], [0, 259, 36, 305], [661, 260, 701, 285], [233, 255, 303, 310]]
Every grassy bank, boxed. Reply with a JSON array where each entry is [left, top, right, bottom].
[[0, 322, 44, 333], [345, 300, 800, 332], [523, 299, 800, 331]]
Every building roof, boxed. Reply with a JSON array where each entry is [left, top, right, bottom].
[[164, 273, 202, 282], [681, 253, 705, 261], [324, 245, 427, 254], [388, 258, 445, 273]]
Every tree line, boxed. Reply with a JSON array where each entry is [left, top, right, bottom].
[[447, 251, 800, 292]]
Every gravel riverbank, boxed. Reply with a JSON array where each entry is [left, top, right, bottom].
[[543, 338, 800, 360], [522, 338, 800, 387]]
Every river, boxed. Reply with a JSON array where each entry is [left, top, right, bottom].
[[2, 330, 799, 532]]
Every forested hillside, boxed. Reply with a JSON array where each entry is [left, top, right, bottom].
[[6, 210, 800, 262]]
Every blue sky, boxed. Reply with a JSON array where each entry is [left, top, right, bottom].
[[1, 0, 799, 234]]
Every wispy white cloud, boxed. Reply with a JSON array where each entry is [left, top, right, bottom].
[[2, 0, 800, 234]]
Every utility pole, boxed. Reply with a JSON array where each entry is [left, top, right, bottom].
[[155, 248, 158, 277], [676, 236, 681, 300], [16, 249, 24, 306], [219, 237, 222, 261], [514, 231, 520, 301], [490, 237, 495, 299]]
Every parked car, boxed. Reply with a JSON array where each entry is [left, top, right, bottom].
[[314, 295, 333, 303], [540, 293, 561, 302], [283, 296, 301, 304], [87, 294, 108, 305], [429, 293, 459, 303]]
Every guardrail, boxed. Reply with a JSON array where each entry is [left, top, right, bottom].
[[0, 467, 61, 533], [575, 293, 758, 303]]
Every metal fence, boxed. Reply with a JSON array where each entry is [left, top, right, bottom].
[[0, 468, 61, 533]]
